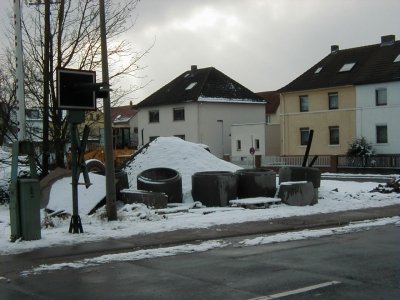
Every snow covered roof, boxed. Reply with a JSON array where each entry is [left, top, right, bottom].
[[136, 66, 266, 108]]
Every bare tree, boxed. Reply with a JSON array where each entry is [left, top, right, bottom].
[[3, 0, 149, 173], [0, 57, 18, 146]]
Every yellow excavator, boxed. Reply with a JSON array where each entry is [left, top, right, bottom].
[[67, 126, 136, 172]]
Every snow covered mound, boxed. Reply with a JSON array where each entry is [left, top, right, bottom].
[[123, 137, 241, 202]]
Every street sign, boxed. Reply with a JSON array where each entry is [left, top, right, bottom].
[[57, 68, 97, 110], [249, 147, 255, 155]]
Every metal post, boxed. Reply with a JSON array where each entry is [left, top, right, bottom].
[[42, 0, 50, 176], [99, 0, 117, 220], [68, 117, 83, 233], [14, 0, 26, 141], [302, 129, 314, 167]]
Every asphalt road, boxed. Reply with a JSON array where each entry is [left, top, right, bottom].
[[1, 224, 399, 300]]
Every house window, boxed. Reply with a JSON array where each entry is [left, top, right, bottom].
[[266, 114, 271, 124], [26, 109, 40, 119], [299, 95, 309, 112], [185, 82, 197, 90], [329, 126, 339, 145], [328, 92, 339, 110], [339, 62, 356, 72], [376, 125, 388, 143], [314, 66, 323, 74], [236, 140, 241, 151], [255, 139, 260, 150], [300, 127, 310, 145], [375, 88, 387, 106], [174, 135, 185, 140], [149, 110, 159, 123], [173, 108, 185, 121]]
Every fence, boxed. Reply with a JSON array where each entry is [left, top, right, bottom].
[[261, 155, 331, 167], [229, 154, 399, 173], [337, 155, 400, 168]]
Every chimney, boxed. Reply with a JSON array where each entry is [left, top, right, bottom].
[[331, 45, 339, 54], [381, 35, 395, 46], [191, 65, 197, 76]]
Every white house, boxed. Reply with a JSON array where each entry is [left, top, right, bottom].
[[136, 66, 266, 158], [356, 81, 400, 154], [230, 91, 281, 158]]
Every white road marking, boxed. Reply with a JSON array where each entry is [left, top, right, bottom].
[[249, 280, 341, 300]]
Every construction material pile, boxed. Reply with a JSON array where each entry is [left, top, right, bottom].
[[370, 177, 400, 194]]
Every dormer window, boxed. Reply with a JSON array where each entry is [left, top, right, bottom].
[[185, 82, 197, 90], [314, 67, 323, 74], [339, 62, 356, 72]]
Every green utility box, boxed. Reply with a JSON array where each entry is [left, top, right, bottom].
[[18, 178, 41, 240]]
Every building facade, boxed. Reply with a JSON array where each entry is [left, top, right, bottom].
[[279, 35, 400, 156], [136, 66, 266, 158]]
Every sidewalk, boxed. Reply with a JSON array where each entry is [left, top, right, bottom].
[[1, 204, 399, 279]]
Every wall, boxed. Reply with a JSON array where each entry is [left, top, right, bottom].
[[138, 101, 265, 158], [231, 123, 266, 157], [137, 102, 199, 145], [197, 102, 265, 157], [265, 124, 280, 155], [280, 86, 356, 156], [356, 81, 400, 154]]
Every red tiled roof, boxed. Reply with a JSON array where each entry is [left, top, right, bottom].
[[257, 91, 280, 113], [110, 104, 138, 122]]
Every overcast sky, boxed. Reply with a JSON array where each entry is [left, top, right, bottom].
[[1, 0, 400, 104]]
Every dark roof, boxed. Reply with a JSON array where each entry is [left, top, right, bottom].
[[279, 37, 400, 93], [137, 66, 265, 108], [110, 104, 138, 123], [257, 91, 280, 113]]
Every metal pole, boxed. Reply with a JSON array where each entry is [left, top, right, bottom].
[[70, 124, 79, 218], [14, 0, 26, 141], [42, 0, 50, 176], [99, 0, 117, 220], [68, 120, 83, 233]]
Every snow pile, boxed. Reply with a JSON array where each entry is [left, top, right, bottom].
[[47, 174, 106, 215], [123, 137, 241, 202]]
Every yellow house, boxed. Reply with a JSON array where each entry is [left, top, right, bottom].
[[279, 35, 400, 156], [280, 86, 356, 156]]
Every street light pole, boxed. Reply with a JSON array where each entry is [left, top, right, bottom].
[[14, 0, 26, 141], [99, 0, 117, 220], [42, 0, 50, 176]]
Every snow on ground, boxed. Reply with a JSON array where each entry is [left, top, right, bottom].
[[0, 137, 399, 256], [20, 217, 400, 276]]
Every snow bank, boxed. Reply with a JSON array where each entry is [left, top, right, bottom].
[[123, 137, 241, 202]]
